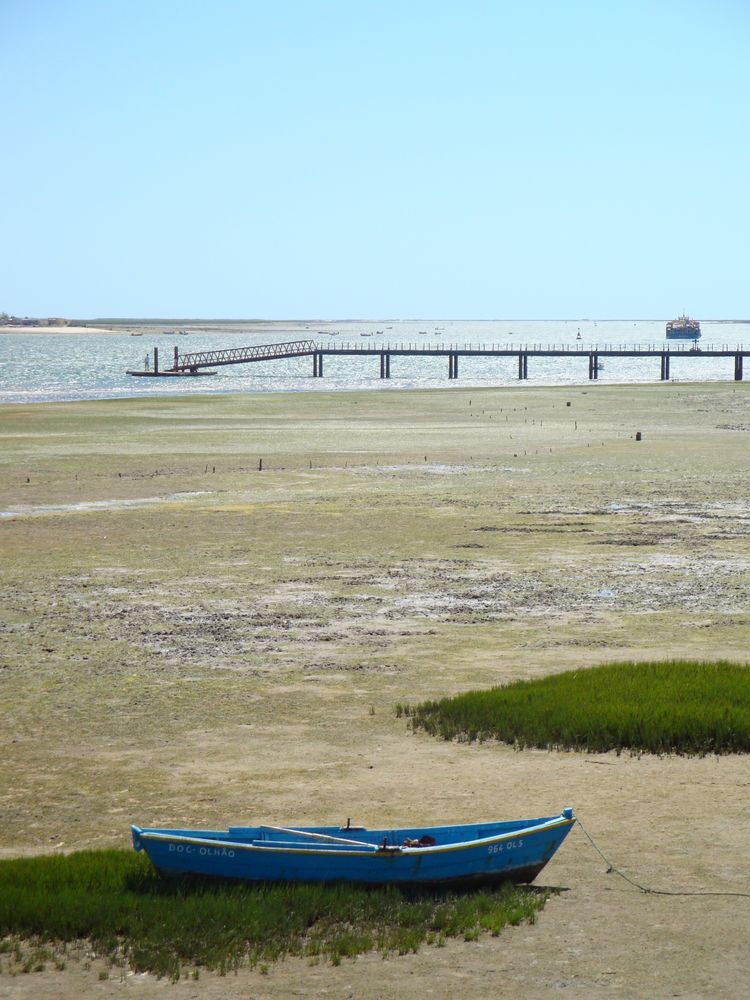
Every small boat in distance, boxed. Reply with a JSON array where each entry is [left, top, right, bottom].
[[132, 808, 575, 888], [666, 314, 701, 339]]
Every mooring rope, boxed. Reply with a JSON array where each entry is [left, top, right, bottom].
[[575, 815, 750, 898]]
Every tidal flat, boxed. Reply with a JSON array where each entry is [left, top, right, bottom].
[[1, 383, 749, 998]]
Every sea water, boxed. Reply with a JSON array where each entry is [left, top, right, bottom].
[[0, 320, 746, 405]]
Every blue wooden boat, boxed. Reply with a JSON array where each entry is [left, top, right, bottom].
[[132, 807, 575, 888]]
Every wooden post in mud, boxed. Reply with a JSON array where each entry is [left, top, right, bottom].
[[174, 346, 179, 370], [735, 353, 744, 380]]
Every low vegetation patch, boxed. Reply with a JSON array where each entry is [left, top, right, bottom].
[[401, 660, 750, 755], [0, 850, 548, 980]]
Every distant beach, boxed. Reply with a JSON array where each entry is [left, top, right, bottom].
[[0, 325, 120, 335]]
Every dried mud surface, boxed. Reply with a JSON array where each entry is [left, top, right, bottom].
[[1, 384, 749, 999]]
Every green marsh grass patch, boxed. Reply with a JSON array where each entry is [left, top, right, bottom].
[[0, 850, 548, 979], [405, 660, 750, 755]]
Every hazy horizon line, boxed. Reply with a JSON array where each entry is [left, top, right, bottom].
[[67, 316, 749, 325]]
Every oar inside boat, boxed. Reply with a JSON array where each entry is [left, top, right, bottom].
[[259, 825, 387, 850]]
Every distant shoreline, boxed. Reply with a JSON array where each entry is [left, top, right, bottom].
[[0, 323, 323, 336], [3, 319, 750, 335]]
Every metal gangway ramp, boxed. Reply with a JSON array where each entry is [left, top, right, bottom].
[[127, 339, 317, 378], [171, 339, 316, 372]]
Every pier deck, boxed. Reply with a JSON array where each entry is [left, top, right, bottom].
[[127, 340, 748, 382]]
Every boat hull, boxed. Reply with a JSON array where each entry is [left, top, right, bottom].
[[132, 810, 575, 888]]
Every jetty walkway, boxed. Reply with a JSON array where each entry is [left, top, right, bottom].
[[128, 339, 748, 382]]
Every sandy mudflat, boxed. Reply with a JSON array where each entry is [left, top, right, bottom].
[[1, 383, 749, 998]]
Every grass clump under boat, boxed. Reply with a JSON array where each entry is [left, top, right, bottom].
[[0, 850, 548, 980], [402, 660, 750, 755]]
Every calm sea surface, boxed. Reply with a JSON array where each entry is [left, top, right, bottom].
[[0, 320, 747, 405]]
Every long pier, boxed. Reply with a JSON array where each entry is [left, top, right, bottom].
[[128, 339, 748, 382]]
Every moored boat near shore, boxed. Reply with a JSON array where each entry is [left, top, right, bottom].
[[132, 808, 576, 888]]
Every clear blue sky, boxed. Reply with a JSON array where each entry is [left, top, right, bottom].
[[2, 0, 748, 319]]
